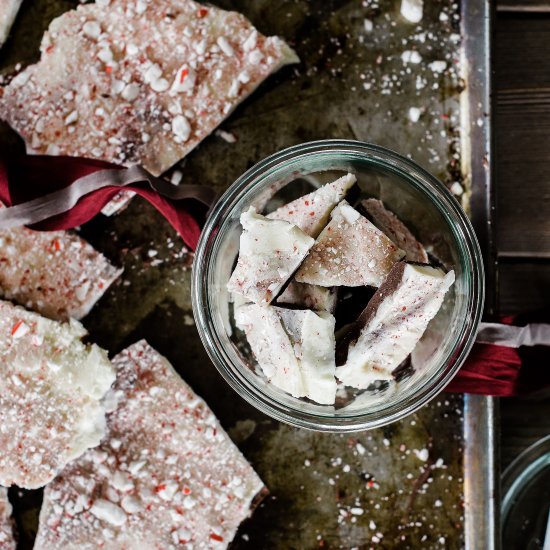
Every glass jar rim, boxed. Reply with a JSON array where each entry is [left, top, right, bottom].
[[192, 139, 485, 432]]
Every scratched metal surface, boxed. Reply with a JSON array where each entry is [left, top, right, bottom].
[[0, 1, 468, 548]]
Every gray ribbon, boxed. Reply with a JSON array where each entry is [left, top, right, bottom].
[[476, 322, 550, 348], [0, 164, 217, 230]]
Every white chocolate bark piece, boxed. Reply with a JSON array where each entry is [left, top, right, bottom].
[[0, 222, 122, 321], [227, 207, 315, 304], [276, 280, 337, 313], [360, 199, 428, 263], [267, 173, 356, 238], [0, 300, 115, 489], [235, 303, 337, 404], [295, 201, 405, 288], [336, 262, 455, 389], [0, 0, 22, 48], [0, 0, 298, 176], [0, 488, 15, 550], [34, 341, 264, 550]]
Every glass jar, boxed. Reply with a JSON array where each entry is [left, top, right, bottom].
[[191, 140, 484, 431], [501, 435, 550, 548]]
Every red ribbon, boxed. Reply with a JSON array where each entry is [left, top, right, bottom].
[[0, 155, 207, 251], [446, 314, 550, 396]]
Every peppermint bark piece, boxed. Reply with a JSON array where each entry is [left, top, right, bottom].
[[0, 488, 15, 550], [336, 262, 455, 389], [0, 0, 22, 48], [34, 341, 265, 550], [267, 173, 356, 238], [0, 0, 298, 176], [360, 199, 428, 263], [227, 207, 314, 304], [295, 201, 405, 287], [0, 224, 122, 321], [235, 303, 337, 404], [276, 280, 337, 313], [0, 301, 115, 489]]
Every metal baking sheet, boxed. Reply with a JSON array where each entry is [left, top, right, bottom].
[[0, 0, 497, 548]]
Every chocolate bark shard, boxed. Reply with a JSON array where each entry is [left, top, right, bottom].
[[276, 280, 337, 313], [295, 201, 405, 288], [336, 262, 455, 389], [0, 300, 115, 489], [0, 0, 298, 176], [360, 198, 428, 263], [0, 488, 15, 550], [34, 340, 264, 550], [235, 303, 337, 404], [0, 223, 122, 321], [334, 286, 376, 330], [227, 207, 315, 304], [0, 0, 21, 48], [267, 173, 356, 238]]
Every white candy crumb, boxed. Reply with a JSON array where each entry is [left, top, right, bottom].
[[215, 129, 237, 143], [217, 36, 234, 56], [408, 107, 421, 122], [82, 21, 101, 40], [401, 50, 422, 64], [90, 499, 127, 526], [429, 61, 447, 74], [157, 480, 179, 501], [121, 83, 140, 102], [450, 182, 464, 195], [414, 448, 429, 461], [340, 204, 360, 224], [401, 0, 423, 23], [172, 115, 191, 142], [170, 170, 183, 185], [120, 495, 142, 514]]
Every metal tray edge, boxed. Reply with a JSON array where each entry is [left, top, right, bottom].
[[460, 1, 500, 549]]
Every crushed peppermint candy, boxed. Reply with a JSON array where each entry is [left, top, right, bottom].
[[34, 341, 265, 550], [0, 301, 115, 489], [0, 211, 122, 321], [0, 0, 298, 176]]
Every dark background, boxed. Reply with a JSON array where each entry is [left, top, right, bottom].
[[494, 2, 550, 468]]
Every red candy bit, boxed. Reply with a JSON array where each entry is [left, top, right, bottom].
[[105, 65, 113, 74], [179, 68, 189, 83], [210, 533, 224, 542], [52, 239, 61, 252], [309, 211, 315, 217], [154, 483, 167, 493], [11, 320, 24, 336], [182, 487, 191, 495], [197, 7, 209, 18]]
